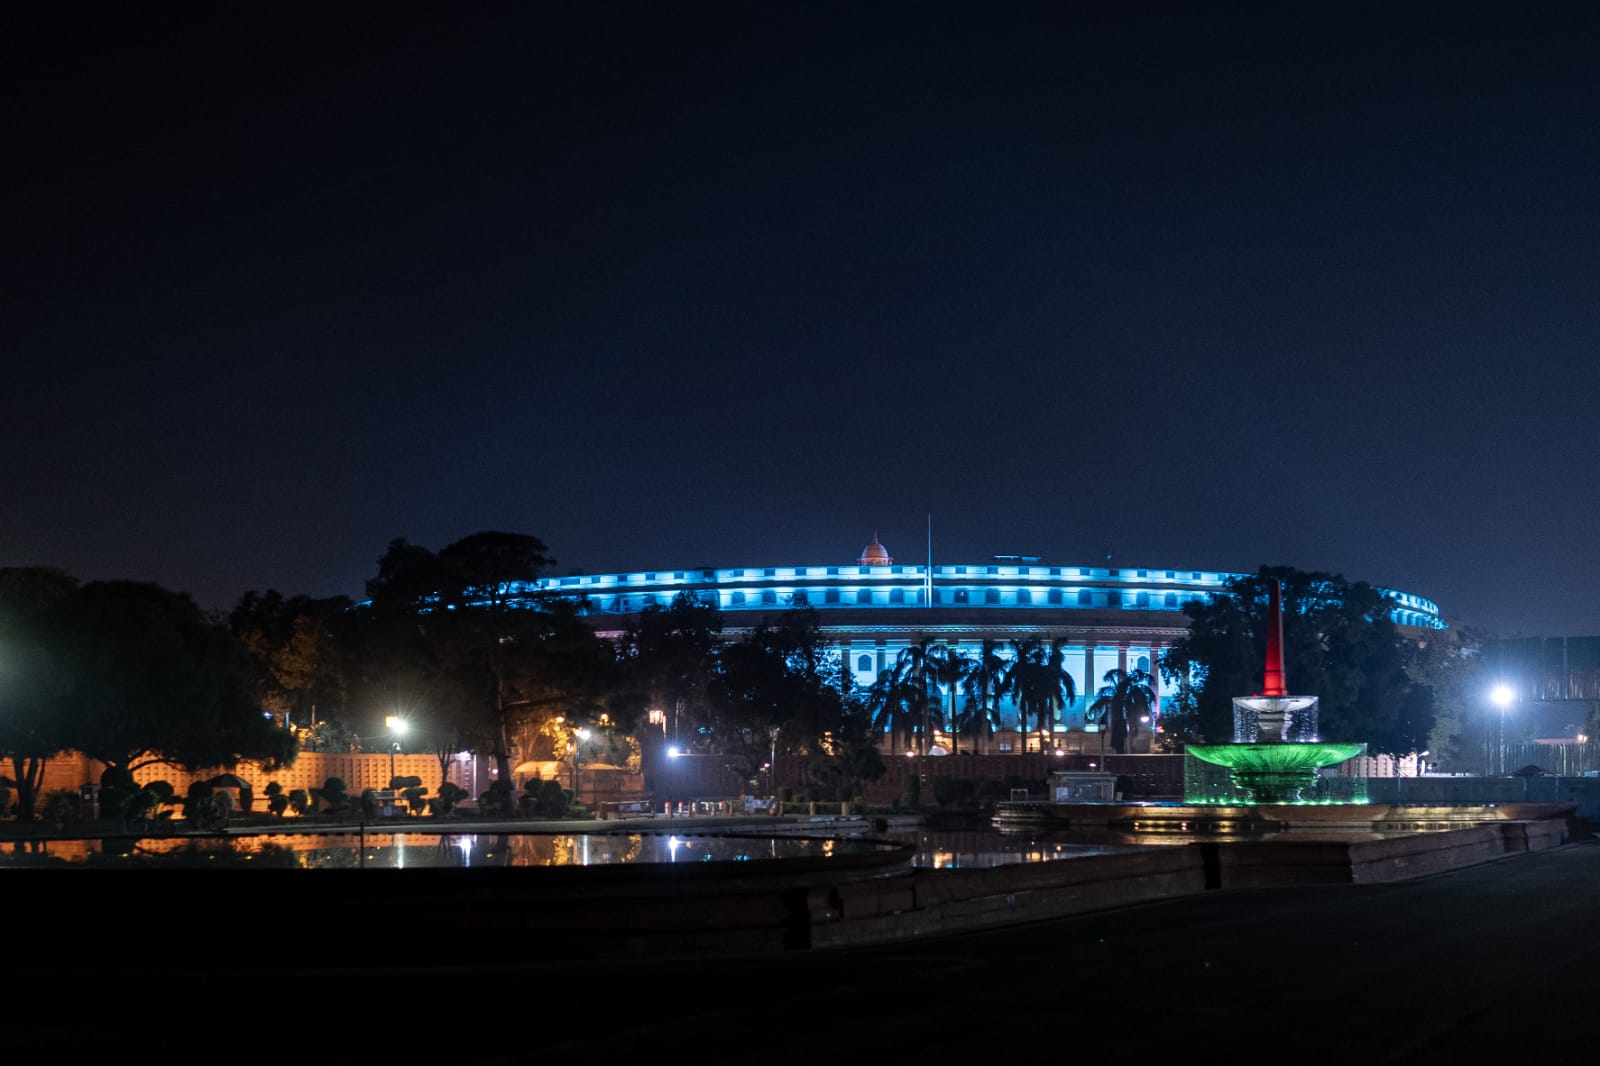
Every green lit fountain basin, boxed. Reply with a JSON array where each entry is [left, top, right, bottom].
[[1186, 742, 1368, 804], [1187, 742, 1367, 773]]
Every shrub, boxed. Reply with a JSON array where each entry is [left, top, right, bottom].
[[430, 781, 468, 816], [97, 766, 140, 823], [897, 774, 921, 810], [186, 788, 233, 833], [932, 776, 978, 810], [42, 789, 79, 827], [479, 780, 515, 817], [320, 777, 351, 814], [518, 778, 569, 818]]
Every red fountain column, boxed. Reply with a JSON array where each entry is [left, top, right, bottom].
[[1261, 578, 1287, 698]]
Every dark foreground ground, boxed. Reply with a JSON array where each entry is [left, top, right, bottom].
[[4, 828, 1598, 1062]]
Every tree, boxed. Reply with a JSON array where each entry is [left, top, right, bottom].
[[43, 581, 298, 819], [865, 668, 916, 755], [620, 592, 723, 729], [1406, 624, 1492, 772], [888, 637, 947, 755], [804, 686, 887, 804], [1089, 667, 1155, 755], [230, 589, 352, 730], [706, 604, 848, 789], [0, 566, 80, 821], [619, 592, 723, 787], [959, 639, 1011, 755], [1159, 565, 1438, 755], [359, 531, 558, 814], [506, 598, 637, 748], [1006, 637, 1076, 749], [928, 644, 974, 753]]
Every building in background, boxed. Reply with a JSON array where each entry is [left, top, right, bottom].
[[532, 535, 1446, 751]]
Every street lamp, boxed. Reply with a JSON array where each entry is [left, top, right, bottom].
[[1490, 684, 1515, 776], [572, 727, 590, 800], [768, 725, 780, 808], [384, 715, 406, 788]]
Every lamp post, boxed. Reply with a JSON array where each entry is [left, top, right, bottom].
[[384, 715, 406, 789], [572, 727, 590, 802], [768, 725, 780, 808], [1490, 684, 1514, 776]]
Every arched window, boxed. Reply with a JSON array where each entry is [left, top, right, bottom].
[[729, 591, 745, 606], [1078, 590, 1093, 606], [1048, 589, 1062, 604], [825, 589, 840, 604], [856, 589, 873, 604], [890, 588, 905, 603], [985, 589, 1000, 604], [1017, 589, 1031, 605], [761, 589, 777, 604], [1164, 592, 1177, 608], [857, 654, 873, 673]]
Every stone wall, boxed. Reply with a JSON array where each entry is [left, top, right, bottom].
[[25, 749, 1600, 821]]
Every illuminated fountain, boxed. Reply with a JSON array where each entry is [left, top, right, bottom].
[[1185, 579, 1366, 804]]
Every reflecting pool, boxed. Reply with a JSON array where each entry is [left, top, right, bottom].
[[0, 830, 912, 869]]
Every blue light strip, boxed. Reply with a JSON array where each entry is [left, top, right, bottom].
[[512, 563, 1445, 629]]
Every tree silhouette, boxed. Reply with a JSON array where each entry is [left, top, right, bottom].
[[1089, 667, 1155, 755]]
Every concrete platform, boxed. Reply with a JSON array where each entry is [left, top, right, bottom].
[[6, 815, 1595, 1061]]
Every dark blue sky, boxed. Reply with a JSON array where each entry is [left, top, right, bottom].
[[7, 2, 1600, 638]]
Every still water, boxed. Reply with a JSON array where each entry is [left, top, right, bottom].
[[0, 824, 1152, 870]]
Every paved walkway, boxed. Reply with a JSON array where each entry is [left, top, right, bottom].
[[521, 836, 1600, 1063], [8, 830, 1597, 1060]]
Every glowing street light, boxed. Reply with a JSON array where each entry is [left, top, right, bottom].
[[572, 727, 591, 799], [385, 715, 407, 788], [1490, 685, 1515, 775]]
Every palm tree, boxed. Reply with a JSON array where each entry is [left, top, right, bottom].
[[891, 638, 945, 755], [866, 668, 916, 755], [1006, 637, 1077, 751], [1089, 667, 1155, 755], [928, 644, 974, 753], [960, 639, 1011, 754]]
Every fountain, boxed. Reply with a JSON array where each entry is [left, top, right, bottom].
[[1184, 578, 1366, 803]]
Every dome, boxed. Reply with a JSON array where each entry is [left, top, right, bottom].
[[857, 533, 893, 566]]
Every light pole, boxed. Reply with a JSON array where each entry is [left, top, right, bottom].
[[384, 715, 406, 789], [572, 727, 590, 802], [1491, 684, 1514, 776], [768, 725, 780, 807]]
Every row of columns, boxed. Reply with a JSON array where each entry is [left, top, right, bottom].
[[843, 638, 1164, 728]]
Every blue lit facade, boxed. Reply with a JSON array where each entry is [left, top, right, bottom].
[[527, 538, 1446, 747]]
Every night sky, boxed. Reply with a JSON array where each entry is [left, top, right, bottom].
[[7, 3, 1600, 639]]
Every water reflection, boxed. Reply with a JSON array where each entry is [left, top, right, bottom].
[[0, 831, 898, 869], [887, 827, 1153, 868]]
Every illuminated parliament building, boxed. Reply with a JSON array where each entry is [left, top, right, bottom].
[[533, 535, 1446, 748]]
